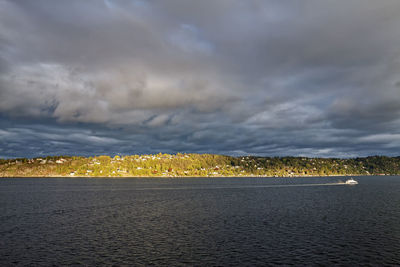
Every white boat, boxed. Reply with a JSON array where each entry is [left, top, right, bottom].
[[345, 178, 358, 185]]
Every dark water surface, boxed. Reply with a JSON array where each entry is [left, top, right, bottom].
[[1, 176, 400, 266]]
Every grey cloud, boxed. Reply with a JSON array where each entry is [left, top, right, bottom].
[[1, 0, 400, 158]]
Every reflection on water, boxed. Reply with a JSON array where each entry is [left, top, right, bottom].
[[1, 176, 400, 265]]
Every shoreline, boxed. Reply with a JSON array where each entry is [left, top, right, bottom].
[[1, 174, 397, 179]]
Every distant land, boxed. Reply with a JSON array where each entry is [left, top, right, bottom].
[[1, 154, 400, 177]]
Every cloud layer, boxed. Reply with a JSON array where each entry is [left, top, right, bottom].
[[1, 0, 400, 158]]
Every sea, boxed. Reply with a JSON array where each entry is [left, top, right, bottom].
[[1, 176, 399, 266]]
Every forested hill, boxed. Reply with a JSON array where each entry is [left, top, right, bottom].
[[1, 154, 399, 177]]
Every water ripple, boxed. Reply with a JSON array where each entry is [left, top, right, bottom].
[[1, 176, 400, 265]]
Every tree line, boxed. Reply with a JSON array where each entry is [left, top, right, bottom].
[[1, 154, 399, 177]]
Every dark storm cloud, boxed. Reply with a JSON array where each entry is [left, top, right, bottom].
[[1, 0, 400, 158]]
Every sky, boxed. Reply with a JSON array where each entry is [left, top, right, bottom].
[[1, 0, 400, 158]]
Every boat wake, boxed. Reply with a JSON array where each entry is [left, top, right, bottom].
[[134, 182, 349, 191]]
